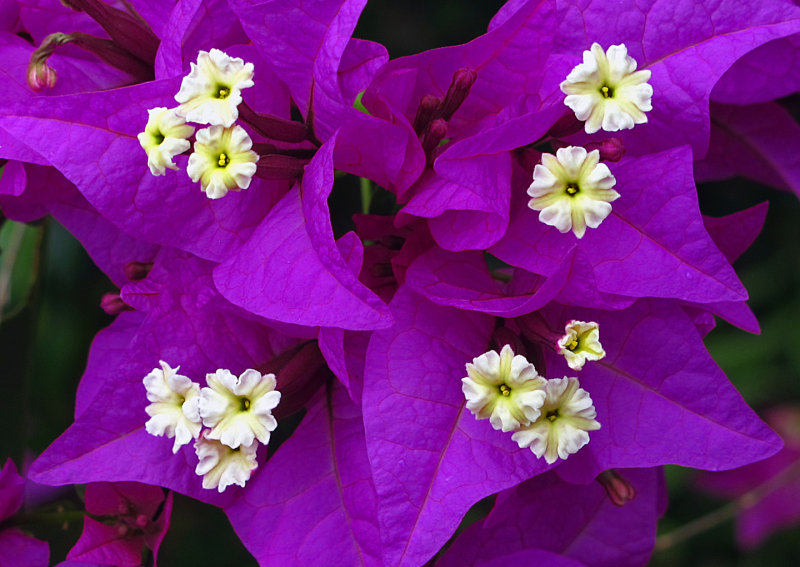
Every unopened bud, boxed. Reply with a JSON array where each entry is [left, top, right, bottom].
[[28, 31, 152, 86], [27, 60, 58, 92], [124, 261, 153, 281], [597, 469, 636, 506], [259, 342, 327, 419], [238, 103, 309, 143], [515, 147, 543, 174], [255, 154, 308, 181], [412, 94, 441, 136], [422, 118, 448, 159], [491, 326, 526, 359], [439, 68, 477, 121], [100, 293, 134, 315], [61, 0, 158, 63], [26, 32, 70, 92], [584, 137, 625, 162], [547, 111, 584, 139]]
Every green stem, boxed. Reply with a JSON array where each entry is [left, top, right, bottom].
[[0, 221, 27, 324], [2, 507, 87, 530], [359, 177, 373, 215], [655, 457, 800, 551]]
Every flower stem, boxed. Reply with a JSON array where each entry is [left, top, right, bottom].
[[360, 177, 373, 215], [655, 457, 800, 551]]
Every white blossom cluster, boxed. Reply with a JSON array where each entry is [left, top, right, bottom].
[[143, 361, 281, 492], [137, 49, 258, 199], [529, 43, 653, 238], [463, 345, 600, 465]]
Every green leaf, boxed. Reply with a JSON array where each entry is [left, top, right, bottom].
[[353, 90, 371, 115], [0, 220, 43, 323]]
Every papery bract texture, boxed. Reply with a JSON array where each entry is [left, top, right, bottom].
[[227, 381, 380, 566]]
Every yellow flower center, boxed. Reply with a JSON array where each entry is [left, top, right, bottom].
[[218, 153, 231, 167], [499, 384, 512, 397], [600, 85, 613, 98]]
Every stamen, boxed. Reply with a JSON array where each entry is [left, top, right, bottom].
[[218, 153, 230, 167], [546, 409, 559, 422], [240, 397, 251, 411], [565, 183, 579, 196], [600, 85, 613, 98], [217, 87, 230, 99], [499, 384, 512, 397]]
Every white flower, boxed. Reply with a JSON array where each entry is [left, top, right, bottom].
[[143, 361, 201, 453], [198, 368, 281, 449], [560, 43, 653, 134], [512, 377, 601, 465], [462, 344, 547, 432], [175, 48, 254, 127], [557, 320, 606, 371], [527, 146, 619, 238], [186, 125, 259, 199], [137, 107, 194, 176], [194, 432, 258, 492]]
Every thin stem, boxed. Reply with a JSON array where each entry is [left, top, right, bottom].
[[2, 507, 87, 530], [0, 221, 27, 323], [360, 177, 373, 215], [655, 457, 800, 551]]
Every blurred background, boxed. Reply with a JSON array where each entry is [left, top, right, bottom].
[[1, 0, 799, 564]]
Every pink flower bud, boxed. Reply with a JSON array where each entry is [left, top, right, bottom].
[[26, 60, 57, 92], [584, 137, 626, 162], [440, 68, 477, 121], [100, 293, 134, 315], [597, 469, 637, 506], [124, 261, 153, 281]]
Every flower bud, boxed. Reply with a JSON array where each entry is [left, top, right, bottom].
[[26, 60, 57, 92], [100, 293, 133, 315], [422, 118, 448, 159], [124, 261, 153, 281], [584, 137, 626, 162], [412, 94, 441, 136], [547, 111, 584, 139], [61, 0, 158, 63], [439, 68, 477, 121], [597, 469, 637, 506]]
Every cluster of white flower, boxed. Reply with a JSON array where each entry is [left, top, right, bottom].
[[143, 361, 281, 492], [463, 344, 600, 464], [137, 49, 258, 199], [529, 43, 652, 238]]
